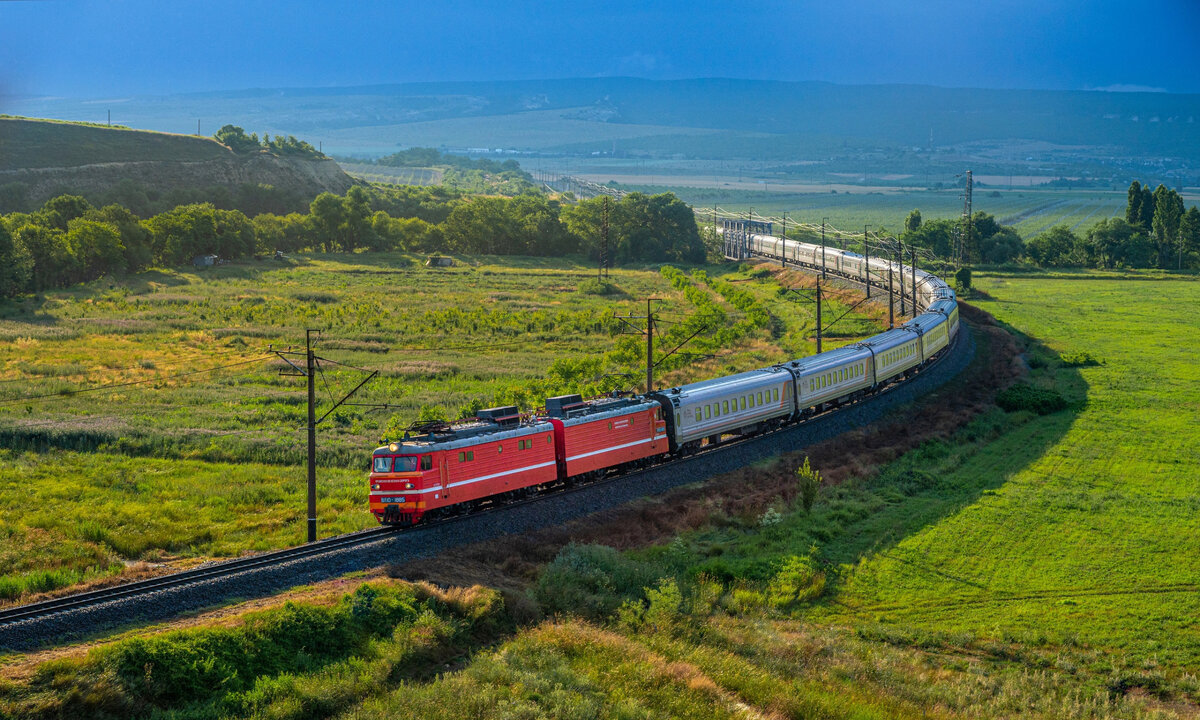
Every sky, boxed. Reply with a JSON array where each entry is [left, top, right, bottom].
[[2, 0, 1199, 98]]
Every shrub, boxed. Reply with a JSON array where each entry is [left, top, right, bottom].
[[577, 278, 621, 296], [1060, 351, 1103, 367], [995, 382, 1068, 415], [797, 457, 823, 512], [617, 578, 683, 633], [954, 266, 972, 291], [534, 543, 658, 620]]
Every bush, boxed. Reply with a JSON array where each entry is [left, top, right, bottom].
[[995, 382, 1068, 415], [797, 457, 823, 512], [954, 266, 973, 291], [104, 583, 419, 705], [577, 278, 621, 296], [534, 543, 658, 620], [1060, 351, 1103, 367]]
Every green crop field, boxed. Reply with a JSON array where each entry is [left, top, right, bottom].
[[0, 253, 879, 601], [612, 182, 1130, 239]]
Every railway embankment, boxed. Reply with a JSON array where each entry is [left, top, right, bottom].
[[0, 306, 985, 651]]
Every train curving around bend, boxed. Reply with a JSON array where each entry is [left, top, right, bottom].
[[369, 232, 959, 525]]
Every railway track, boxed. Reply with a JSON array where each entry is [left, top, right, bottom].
[[0, 256, 967, 643], [0, 526, 400, 626]]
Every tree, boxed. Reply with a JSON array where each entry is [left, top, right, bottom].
[[954, 266, 972, 291], [1151, 185, 1184, 267], [309, 192, 346, 252], [1026, 225, 1082, 266], [14, 224, 75, 289], [900, 218, 957, 258], [93, 204, 153, 271], [1138, 184, 1155, 232], [1179, 206, 1200, 268], [1086, 217, 1151, 268], [66, 219, 125, 281], [145, 203, 255, 265], [213, 124, 262, 154], [38, 195, 94, 231], [904, 209, 922, 233], [0, 222, 32, 297], [1126, 181, 1143, 226], [979, 225, 1023, 264], [339, 185, 377, 252]]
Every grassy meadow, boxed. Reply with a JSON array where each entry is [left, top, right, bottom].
[[0, 253, 881, 600], [3, 269, 1199, 718]]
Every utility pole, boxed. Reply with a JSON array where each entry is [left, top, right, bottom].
[[613, 300, 657, 394], [197, 119, 201, 136], [815, 279, 822, 354], [897, 241, 906, 317], [645, 298, 654, 394], [274, 330, 379, 544], [864, 225, 871, 299], [107, 109, 110, 127], [821, 218, 827, 278], [305, 329, 318, 543], [887, 257, 895, 328], [958, 169, 973, 268], [781, 214, 787, 267], [911, 246, 919, 312], [747, 207, 753, 261], [600, 195, 610, 281]]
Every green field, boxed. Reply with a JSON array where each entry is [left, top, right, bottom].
[[613, 183, 1130, 240], [828, 271, 1200, 663], [4, 269, 1199, 719], [0, 253, 880, 600]]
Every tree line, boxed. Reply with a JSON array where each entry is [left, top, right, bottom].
[[213, 124, 324, 159], [895, 181, 1200, 270], [0, 187, 704, 298], [1024, 183, 1199, 269]]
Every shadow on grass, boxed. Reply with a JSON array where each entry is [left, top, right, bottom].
[[814, 316, 1087, 600]]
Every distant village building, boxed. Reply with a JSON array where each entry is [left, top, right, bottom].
[[192, 254, 219, 268], [425, 256, 454, 267]]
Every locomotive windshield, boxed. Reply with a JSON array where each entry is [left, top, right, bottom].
[[372, 455, 420, 472]]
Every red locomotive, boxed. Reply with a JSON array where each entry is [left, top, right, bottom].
[[369, 395, 666, 525]]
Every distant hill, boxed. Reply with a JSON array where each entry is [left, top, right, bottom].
[[0, 117, 357, 211], [10, 79, 1200, 185]]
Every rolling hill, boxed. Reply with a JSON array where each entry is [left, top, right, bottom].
[[0, 116, 358, 211]]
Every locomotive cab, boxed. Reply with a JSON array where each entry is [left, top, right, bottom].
[[369, 447, 432, 525]]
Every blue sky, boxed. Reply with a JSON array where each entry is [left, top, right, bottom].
[[2, 0, 1199, 97]]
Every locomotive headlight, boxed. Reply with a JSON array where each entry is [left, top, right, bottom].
[[371, 483, 380, 490], [388, 442, 399, 452], [405, 482, 414, 489]]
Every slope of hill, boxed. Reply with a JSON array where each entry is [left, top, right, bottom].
[[0, 117, 357, 209]]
